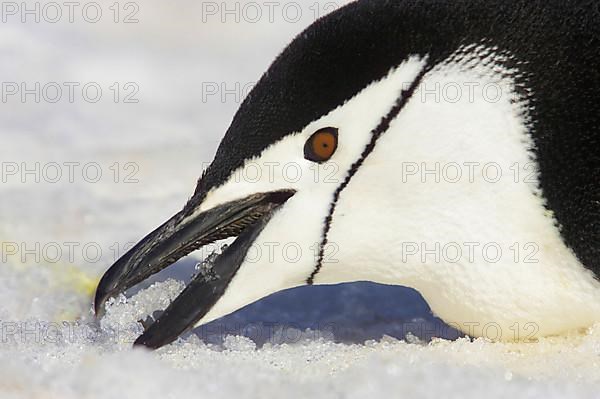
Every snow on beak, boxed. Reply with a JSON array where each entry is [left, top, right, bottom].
[[94, 189, 296, 349]]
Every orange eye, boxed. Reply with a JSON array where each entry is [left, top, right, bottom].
[[304, 127, 338, 163]]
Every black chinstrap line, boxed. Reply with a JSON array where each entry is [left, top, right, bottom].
[[307, 65, 430, 285]]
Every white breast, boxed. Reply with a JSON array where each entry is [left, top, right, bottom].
[[316, 49, 600, 340]]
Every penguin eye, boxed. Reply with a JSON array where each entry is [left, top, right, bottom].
[[304, 127, 338, 163]]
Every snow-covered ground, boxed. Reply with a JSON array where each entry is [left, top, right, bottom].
[[1, 1, 600, 398]]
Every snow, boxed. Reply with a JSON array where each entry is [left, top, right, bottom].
[[1, 1, 600, 398]]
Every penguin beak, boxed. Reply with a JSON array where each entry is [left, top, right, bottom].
[[94, 189, 295, 347]]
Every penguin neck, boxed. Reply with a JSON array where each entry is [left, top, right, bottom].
[[314, 55, 600, 338]]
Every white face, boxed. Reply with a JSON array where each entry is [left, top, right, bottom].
[[194, 56, 429, 325], [313, 46, 600, 338], [194, 46, 600, 338]]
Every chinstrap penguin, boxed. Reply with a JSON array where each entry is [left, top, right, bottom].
[[94, 0, 600, 349]]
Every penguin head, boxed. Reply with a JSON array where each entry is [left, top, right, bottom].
[[95, 49, 430, 347], [94, 0, 583, 348], [93, 0, 445, 349], [178, 52, 428, 318]]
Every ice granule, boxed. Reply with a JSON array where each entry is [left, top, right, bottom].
[[99, 279, 186, 346], [194, 244, 229, 282], [223, 335, 257, 352]]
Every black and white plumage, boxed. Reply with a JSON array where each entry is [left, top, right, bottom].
[[95, 0, 600, 349]]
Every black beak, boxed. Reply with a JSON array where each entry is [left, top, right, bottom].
[[94, 189, 295, 346], [133, 209, 276, 349]]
